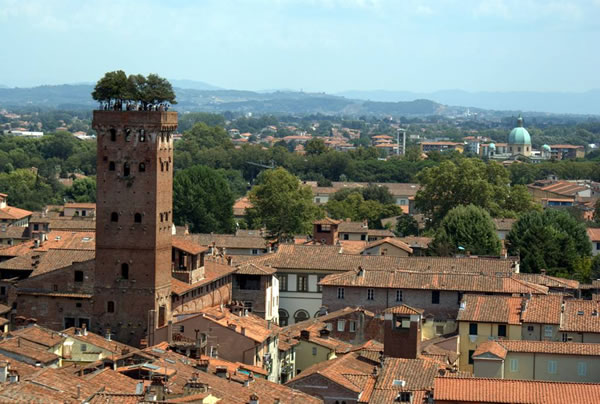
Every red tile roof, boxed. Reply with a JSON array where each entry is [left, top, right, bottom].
[[170, 259, 236, 295], [588, 228, 600, 242], [520, 294, 563, 324], [560, 300, 600, 333], [384, 304, 424, 315], [172, 236, 208, 255], [0, 206, 32, 220], [457, 295, 522, 325], [363, 237, 413, 254], [62, 327, 135, 355], [320, 269, 547, 295], [433, 377, 600, 404], [475, 340, 600, 358]]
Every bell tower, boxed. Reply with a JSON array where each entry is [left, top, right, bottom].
[[92, 110, 177, 346]]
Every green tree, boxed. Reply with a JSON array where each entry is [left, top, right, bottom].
[[140, 73, 177, 107], [506, 209, 592, 274], [65, 177, 96, 203], [305, 138, 327, 155], [91, 70, 129, 105], [173, 165, 235, 233], [431, 205, 502, 256], [415, 158, 514, 225], [247, 168, 320, 240], [594, 199, 600, 225], [396, 214, 419, 237]]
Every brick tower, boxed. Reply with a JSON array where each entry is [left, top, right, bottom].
[[91, 110, 177, 346]]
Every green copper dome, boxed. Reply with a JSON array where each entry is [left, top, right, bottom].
[[489, 143, 496, 149], [508, 116, 531, 145], [542, 144, 551, 152]]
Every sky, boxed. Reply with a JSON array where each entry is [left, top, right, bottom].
[[0, 0, 599, 93]]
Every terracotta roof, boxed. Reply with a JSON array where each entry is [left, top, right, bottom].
[[512, 273, 579, 290], [0, 337, 60, 364], [235, 262, 276, 275], [0, 206, 32, 220], [287, 351, 377, 393], [63, 203, 96, 209], [338, 221, 369, 233], [363, 237, 413, 254], [520, 294, 563, 324], [47, 218, 96, 231], [560, 300, 600, 333], [588, 228, 600, 242], [396, 236, 432, 249], [313, 217, 342, 225], [62, 328, 135, 355], [0, 352, 38, 378], [433, 376, 600, 404], [179, 306, 279, 343], [251, 244, 518, 274], [185, 233, 268, 250], [475, 339, 600, 358], [170, 259, 237, 295], [310, 182, 420, 198], [374, 357, 440, 391], [550, 144, 584, 149], [9, 324, 67, 348], [367, 229, 396, 237], [384, 304, 424, 315], [320, 269, 547, 295], [530, 180, 588, 197], [457, 295, 522, 325], [0, 226, 28, 239], [87, 393, 142, 404], [172, 236, 208, 255], [0, 248, 95, 275], [473, 340, 509, 359]]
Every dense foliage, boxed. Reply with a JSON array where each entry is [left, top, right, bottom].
[[506, 209, 592, 276], [92, 71, 176, 108], [172, 165, 235, 233], [431, 205, 502, 256]]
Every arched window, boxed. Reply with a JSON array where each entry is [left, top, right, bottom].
[[294, 309, 309, 324], [160, 162, 164, 172], [107, 301, 115, 313], [109, 128, 116, 141], [279, 309, 289, 327], [139, 129, 146, 142], [108, 161, 115, 171], [134, 213, 142, 223], [139, 162, 145, 172], [124, 128, 131, 142], [123, 163, 130, 177], [110, 212, 119, 222], [121, 263, 129, 279]]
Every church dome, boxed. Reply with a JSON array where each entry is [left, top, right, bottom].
[[489, 143, 496, 150], [542, 144, 551, 152], [508, 116, 531, 145]]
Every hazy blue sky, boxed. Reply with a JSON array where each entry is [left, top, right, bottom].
[[1, 0, 599, 92]]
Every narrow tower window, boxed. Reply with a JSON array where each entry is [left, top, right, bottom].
[[123, 163, 130, 177], [139, 129, 146, 142], [139, 162, 145, 172], [110, 212, 119, 222], [134, 213, 142, 223], [121, 263, 129, 279], [108, 161, 115, 171], [125, 128, 131, 142], [110, 128, 116, 141], [107, 301, 115, 313]]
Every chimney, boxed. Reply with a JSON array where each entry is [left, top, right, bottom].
[[541, 268, 547, 275], [357, 266, 365, 277], [249, 393, 259, 404], [135, 381, 144, 395], [196, 359, 209, 373], [76, 384, 81, 400], [82, 323, 87, 336], [227, 256, 232, 266], [241, 327, 246, 336]]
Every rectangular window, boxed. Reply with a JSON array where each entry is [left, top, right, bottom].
[[396, 290, 403, 302], [562, 333, 569, 342], [432, 290, 440, 304], [436, 325, 444, 335], [252, 249, 258, 255], [81, 344, 87, 352], [337, 287, 344, 299], [510, 359, 519, 372], [367, 288, 374, 300], [349, 321, 356, 332], [527, 325, 534, 332], [469, 323, 478, 336], [578, 362, 587, 377], [0, 287, 5, 295], [312, 347, 317, 356], [317, 275, 324, 293], [297, 275, 308, 292], [468, 349, 475, 365], [360, 234, 366, 241], [547, 360, 557, 374], [544, 325, 553, 338], [343, 234, 349, 240], [498, 324, 507, 337], [278, 274, 288, 292], [337, 320, 345, 332]]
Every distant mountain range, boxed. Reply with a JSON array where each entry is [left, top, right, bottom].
[[337, 89, 600, 115], [0, 82, 597, 116]]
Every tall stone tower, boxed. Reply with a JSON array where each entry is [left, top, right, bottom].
[[91, 110, 177, 346]]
